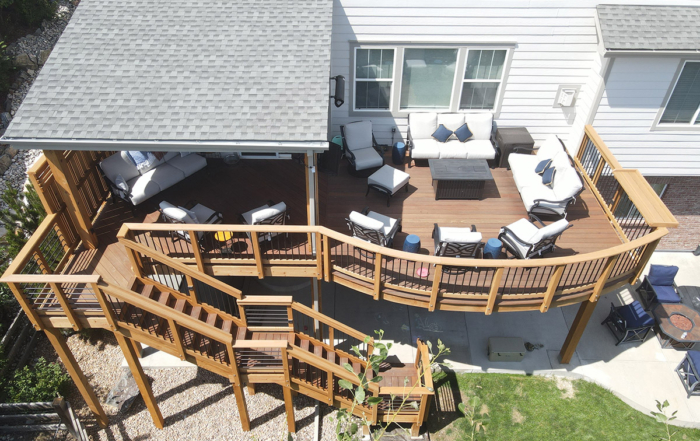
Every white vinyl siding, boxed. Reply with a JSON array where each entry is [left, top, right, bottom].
[[593, 57, 700, 176]]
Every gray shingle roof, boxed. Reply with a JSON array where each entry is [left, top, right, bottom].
[[3, 0, 332, 144], [597, 4, 700, 51]]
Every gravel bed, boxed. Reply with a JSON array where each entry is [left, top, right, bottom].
[[20, 329, 349, 440]]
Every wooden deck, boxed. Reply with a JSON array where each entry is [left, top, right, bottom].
[[63, 157, 622, 286]]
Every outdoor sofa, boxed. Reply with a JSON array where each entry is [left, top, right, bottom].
[[99, 151, 207, 206], [407, 112, 497, 165], [508, 135, 583, 219]]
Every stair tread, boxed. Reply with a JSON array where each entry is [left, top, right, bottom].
[[221, 320, 233, 334], [300, 339, 310, 352], [352, 362, 361, 374], [174, 299, 187, 313], [206, 313, 218, 326], [141, 284, 156, 299], [236, 327, 247, 341], [326, 352, 336, 364], [190, 306, 202, 320], [313, 344, 323, 358], [157, 292, 170, 305]]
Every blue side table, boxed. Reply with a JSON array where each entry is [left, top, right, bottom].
[[403, 234, 421, 253], [483, 238, 503, 259], [392, 142, 407, 165]]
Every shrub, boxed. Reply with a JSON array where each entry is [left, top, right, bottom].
[[0, 183, 46, 257], [0, 40, 12, 96], [6, 357, 71, 402], [15, 0, 56, 27]]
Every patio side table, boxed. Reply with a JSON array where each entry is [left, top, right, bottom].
[[403, 234, 421, 253]]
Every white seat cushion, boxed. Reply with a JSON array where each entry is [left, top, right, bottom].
[[408, 113, 438, 139], [463, 113, 493, 140], [344, 121, 373, 152], [191, 203, 219, 224], [502, 218, 540, 257], [100, 153, 140, 183], [536, 135, 565, 159], [553, 166, 583, 200], [520, 186, 564, 214], [241, 202, 286, 225], [438, 142, 469, 159], [465, 139, 496, 159], [437, 113, 465, 138], [126, 176, 161, 205], [143, 163, 185, 192], [366, 211, 399, 237], [509, 154, 543, 191], [411, 138, 441, 159], [349, 210, 384, 232], [167, 153, 207, 177], [368, 165, 410, 195], [352, 147, 383, 170], [530, 218, 570, 243], [436, 227, 482, 244]]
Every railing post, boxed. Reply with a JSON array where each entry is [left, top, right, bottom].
[[429, 264, 442, 312], [189, 230, 205, 273], [328, 327, 335, 349], [185, 275, 199, 303], [251, 232, 264, 279], [92, 282, 118, 332], [540, 265, 565, 313], [485, 268, 504, 315], [373, 253, 383, 300], [50, 282, 81, 331], [323, 235, 332, 282], [326, 370, 334, 405], [281, 347, 295, 433], [169, 319, 187, 360], [122, 232, 145, 278], [631, 236, 661, 285], [315, 231, 323, 280]]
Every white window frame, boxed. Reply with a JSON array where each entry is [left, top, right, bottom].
[[348, 43, 513, 118], [653, 60, 700, 130], [459, 49, 509, 111], [353, 47, 396, 112]]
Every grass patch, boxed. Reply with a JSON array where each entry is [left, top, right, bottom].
[[429, 373, 700, 441]]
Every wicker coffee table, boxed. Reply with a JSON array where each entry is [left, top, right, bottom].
[[428, 159, 493, 200], [652, 303, 700, 350]]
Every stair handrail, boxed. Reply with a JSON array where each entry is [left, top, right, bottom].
[[291, 301, 374, 349]]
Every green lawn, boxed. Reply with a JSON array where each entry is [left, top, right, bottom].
[[428, 373, 700, 441]]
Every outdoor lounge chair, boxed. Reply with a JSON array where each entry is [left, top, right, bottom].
[[240, 200, 289, 242], [346, 207, 401, 248], [159, 200, 223, 247], [340, 121, 385, 173], [601, 301, 655, 345], [676, 351, 700, 398], [433, 224, 484, 258], [636, 264, 681, 309], [498, 216, 571, 259]]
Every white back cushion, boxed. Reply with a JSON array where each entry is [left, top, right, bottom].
[[536, 135, 564, 159], [101, 152, 140, 183], [349, 211, 383, 232], [437, 114, 465, 135], [553, 167, 583, 200], [159, 201, 196, 224], [438, 227, 482, 244], [344, 121, 373, 151], [463, 113, 493, 140], [530, 219, 570, 243], [252, 202, 286, 224], [409, 113, 438, 139]]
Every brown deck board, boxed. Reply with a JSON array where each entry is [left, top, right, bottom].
[[63, 157, 622, 290]]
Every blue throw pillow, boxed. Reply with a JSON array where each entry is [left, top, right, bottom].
[[648, 264, 679, 286], [432, 124, 453, 143], [454, 123, 473, 142], [542, 167, 556, 187], [535, 159, 552, 175]]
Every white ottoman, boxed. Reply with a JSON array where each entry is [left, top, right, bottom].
[[367, 165, 410, 206]]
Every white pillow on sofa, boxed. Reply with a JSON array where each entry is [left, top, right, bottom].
[[463, 113, 493, 140]]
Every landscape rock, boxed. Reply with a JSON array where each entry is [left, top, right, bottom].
[[38, 49, 51, 66], [12, 53, 32, 68], [6, 147, 18, 158], [0, 155, 13, 174], [0, 113, 10, 127]]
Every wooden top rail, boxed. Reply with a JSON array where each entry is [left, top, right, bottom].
[[613, 169, 679, 228], [0, 274, 101, 284], [583, 125, 623, 170], [238, 296, 293, 305], [233, 340, 288, 349], [3, 213, 59, 275], [292, 302, 374, 345], [119, 223, 319, 234], [417, 340, 433, 391], [378, 387, 434, 395], [286, 343, 380, 393], [99, 281, 233, 343]]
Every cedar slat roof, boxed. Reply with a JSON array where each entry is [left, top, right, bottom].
[[2, 0, 333, 144]]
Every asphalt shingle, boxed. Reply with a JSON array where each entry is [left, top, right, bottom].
[[3, 0, 333, 143], [597, 4, 700, 51]]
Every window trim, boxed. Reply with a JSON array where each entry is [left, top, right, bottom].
[[353, 47, 396, 112], [348, 43, 513, 118], [459, 48, 509, 111], [652, 60, 700, 131]]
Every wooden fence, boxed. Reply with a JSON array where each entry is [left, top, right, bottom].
[[0, 398, 88, 441]]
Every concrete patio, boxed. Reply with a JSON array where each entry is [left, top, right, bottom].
[[239, 251, 700, 426]]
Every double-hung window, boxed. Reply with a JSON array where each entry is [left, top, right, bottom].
[[351, 45, 510, 115], [354, 48, 394, 110], [460, 49, 507, 110], [659, 61, 700, 126]]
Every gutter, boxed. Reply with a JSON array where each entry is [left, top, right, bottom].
[[0, 137, 329, 153], [603, 49, 700, 58]]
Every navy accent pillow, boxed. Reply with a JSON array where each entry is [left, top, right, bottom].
[[535, 159, 552, 175], [432, 124, 453, 143], [454, 123, 473, 142], [648, 264, 679, 286], [542, 167, 556, 187]]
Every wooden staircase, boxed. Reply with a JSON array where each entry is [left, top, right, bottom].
[[95, 276, 433, 434]]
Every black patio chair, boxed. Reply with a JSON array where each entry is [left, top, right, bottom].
[[676, 351, 700, 398], [601, 301, 655, 345]]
